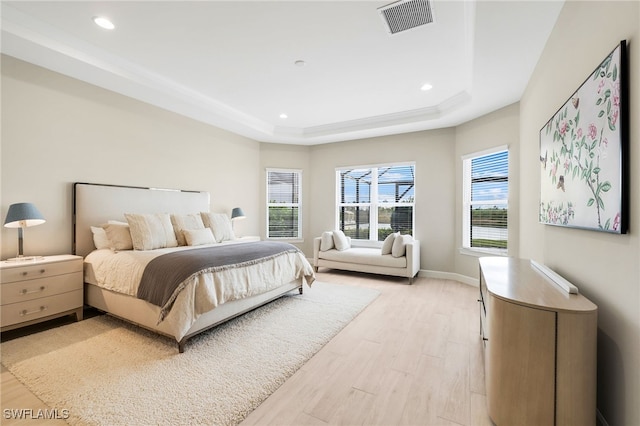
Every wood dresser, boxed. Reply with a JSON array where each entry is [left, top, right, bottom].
[[479, 257, 597, 425]]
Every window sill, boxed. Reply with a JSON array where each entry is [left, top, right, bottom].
[[267, 238, 304, 244], [459, 247, 508, 258]]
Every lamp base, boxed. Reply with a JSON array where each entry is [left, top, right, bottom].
[[5, 255, 45, 262]]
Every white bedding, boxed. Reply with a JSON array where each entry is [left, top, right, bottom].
[[84, 241, 315, 341]]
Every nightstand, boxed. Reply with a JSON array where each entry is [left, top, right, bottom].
[[1, 255, 83, 332]]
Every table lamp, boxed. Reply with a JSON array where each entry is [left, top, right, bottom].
[[4, 202, 46, 261], [231, 207, 245, 232], [231, 207, 245, 221]]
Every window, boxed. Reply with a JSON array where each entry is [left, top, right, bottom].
[[267, 169, 302, 239], [462, 147, 509, 253], [336, 163, 415, 242]]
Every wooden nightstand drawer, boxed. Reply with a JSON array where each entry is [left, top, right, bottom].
[[0, 255, 84, 331], [1, 271, 83, 304], [1, 289, 83, 327], [1, 257, 82, 284]]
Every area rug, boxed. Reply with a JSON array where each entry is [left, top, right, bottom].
[[1, 281, 379, 426]]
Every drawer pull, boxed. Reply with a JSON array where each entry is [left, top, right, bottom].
[[20, 306, 47, 316], [20, 269, 46, 277], [20, 286, 46, 295]]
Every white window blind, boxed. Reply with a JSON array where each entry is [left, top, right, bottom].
[[267, 169, 302, 239], [337, 163, 415, 241], [462, 147, 508, 252]]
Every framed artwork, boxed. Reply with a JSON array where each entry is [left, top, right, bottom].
[[539, 40, 628, 234]]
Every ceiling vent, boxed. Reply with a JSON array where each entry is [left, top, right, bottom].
[[378, 0, 434, 35]]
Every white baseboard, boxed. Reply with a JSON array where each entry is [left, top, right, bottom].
[[419, 270, 478, 287], [310, 260, 479, 288]]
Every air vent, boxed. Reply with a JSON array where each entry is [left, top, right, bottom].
[[378, 0, 434, 35]]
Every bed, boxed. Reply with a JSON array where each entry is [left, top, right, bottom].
[[73, 182, 315, 352]]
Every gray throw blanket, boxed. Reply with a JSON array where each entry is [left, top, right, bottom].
[[137, 241, 302, 321]]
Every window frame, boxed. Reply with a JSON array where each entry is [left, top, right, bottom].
[[461, 146, 509, 256], [335, 162, 415, 244], [266, 168, 302, 241]]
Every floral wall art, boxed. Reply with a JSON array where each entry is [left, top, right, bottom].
[[540, 41, 628, 234]]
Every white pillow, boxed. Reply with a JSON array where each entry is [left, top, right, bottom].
[[381, 232, 399, 255], [333, 230, 351, 251], [392, 234, 413, 258], [183, 228, 216, 246], [201, 212, 236, 242], [320, 231, 334, 251], [102, 223, 133, 251], [171, 213, 205, 246], [125, 213, 179, 250], [90, 226, 110, 250]]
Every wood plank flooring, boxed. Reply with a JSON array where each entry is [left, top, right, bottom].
[[1, 271, 492, 425], [242, 271, 493, 426], [1, 364, 68, 426]]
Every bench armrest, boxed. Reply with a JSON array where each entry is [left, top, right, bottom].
[[313, 237, 322, 267], [405, 239, 421, 277]]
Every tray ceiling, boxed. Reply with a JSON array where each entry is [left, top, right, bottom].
[[1, 1, 564, 145]]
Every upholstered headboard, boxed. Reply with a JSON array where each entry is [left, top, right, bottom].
[[73, 182, 210, 257]]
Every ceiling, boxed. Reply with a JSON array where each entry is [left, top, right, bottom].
[[1, 1, 564, 145]]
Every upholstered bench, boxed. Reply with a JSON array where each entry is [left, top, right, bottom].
[[313, 230, 420, 284]]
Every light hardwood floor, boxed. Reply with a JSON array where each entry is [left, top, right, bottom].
[[1, 314, 71, 426], [1, 364, 68, 426], [1, 271, 492, 425], [242, 271, 492, 426]]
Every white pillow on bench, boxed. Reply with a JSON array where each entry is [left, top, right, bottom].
[[320, 231, 334, 251], [381, 232, 399, 255], [333, 230, 351, 251], [392, 234, 413, 258]]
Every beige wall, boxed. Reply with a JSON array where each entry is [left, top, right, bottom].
[[519, 2, 639, 424], [1, 56, 261, 258], [308, 129, 456, 274], [454, 103, 520, 279]]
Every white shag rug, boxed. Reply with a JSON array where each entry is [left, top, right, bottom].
[[1, 281, 379, 426]]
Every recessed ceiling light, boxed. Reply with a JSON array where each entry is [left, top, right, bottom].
[[421, 83, 433, 91], [294, 60, 306, 67], [93, 16, 115, 30], [279, 113, 288, 119]]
